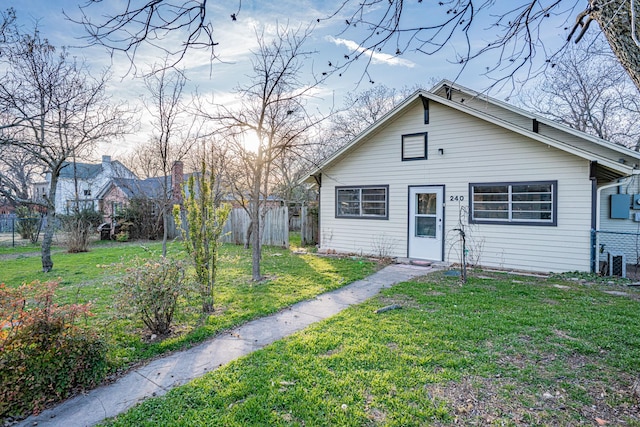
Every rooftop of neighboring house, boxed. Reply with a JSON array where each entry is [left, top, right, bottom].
[[58, 155, 134, 180], [111, 177, 173, 199], [96, 160, 188, 201]]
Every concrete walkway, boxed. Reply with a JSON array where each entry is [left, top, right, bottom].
[[17, 263, 433, 427]]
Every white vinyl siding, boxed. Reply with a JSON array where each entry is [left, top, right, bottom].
[[319, 98, 592, 273]]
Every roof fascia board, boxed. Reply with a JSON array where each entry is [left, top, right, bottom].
[[307, 81, 639, 180], [307, 90, 428, 176], [429, 93, 635, 175], [435, 80, 640, 160]]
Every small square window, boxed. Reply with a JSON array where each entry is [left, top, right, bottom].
[[402, 133, 427, 161]]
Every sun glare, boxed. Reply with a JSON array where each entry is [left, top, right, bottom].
[[242, 132, 261, 153]]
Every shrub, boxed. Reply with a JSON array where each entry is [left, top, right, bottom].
[[173, 161, 231, 313], [115, 230, 129, 242], [116, 198, 163, 240], [0, 281, 107, 420], [59, 209, 103, 253], [116, 255, 190, 335], [15, 205, 42, 243]]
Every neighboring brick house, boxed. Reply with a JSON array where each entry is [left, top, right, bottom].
[[97, 161, 185, 228]]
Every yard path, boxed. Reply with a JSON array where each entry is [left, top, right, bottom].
[[16, 263, 435, 427], [0, 249, 66, 261]]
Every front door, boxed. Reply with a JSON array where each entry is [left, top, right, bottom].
[[408, 186, 444, 261]]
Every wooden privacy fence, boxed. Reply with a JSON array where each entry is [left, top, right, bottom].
[[221, 206, 289, 248], [169, 206, 312, 248]]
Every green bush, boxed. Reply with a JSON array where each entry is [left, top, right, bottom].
[[116, 199, 163, 240], [0, 281, 107, 420], [115, 231, 129, 242], [116, 256, 190, 335]]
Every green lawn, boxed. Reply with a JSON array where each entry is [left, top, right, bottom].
[[0, 241, 54, 254], [0, 240, 378, 372], [102, 271, 640, 426]]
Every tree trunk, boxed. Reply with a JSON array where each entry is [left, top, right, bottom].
[[41, 213, 55, 272], [251, 155, 263, 281], [162, 206, 168, 257], [41, 174, 59, 272], [591, 0, 640, 92], [162, 174, 170, 257]]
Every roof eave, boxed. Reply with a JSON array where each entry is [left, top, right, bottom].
[[433, 80, 640, 162], [305, 90, 429, 178], [430, 94, 639, 176], [306, 81, 640, 182]]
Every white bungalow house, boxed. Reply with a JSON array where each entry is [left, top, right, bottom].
[[305, 80, 640, 274]]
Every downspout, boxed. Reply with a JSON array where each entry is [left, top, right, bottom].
[[593, 174, 638, 272], [314, 174, 321, 248]]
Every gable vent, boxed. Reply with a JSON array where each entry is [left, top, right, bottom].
[[402, 133, 428, 161]]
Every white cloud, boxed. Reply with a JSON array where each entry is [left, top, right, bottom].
[[326, 36, 416, 68]]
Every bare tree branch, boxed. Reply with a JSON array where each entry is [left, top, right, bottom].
[[66, 0, 240, 75], [519, 33, 640, 149], [324, 1, 587, 92]]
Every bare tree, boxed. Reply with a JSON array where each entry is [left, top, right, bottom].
[[0, 144, 42, 203], [519, 34, 640, 149], [200, 25, 326, 280], [0, 28, 131, 272], [142, 65, 195, 256], [124, 143, 165, 179], [68, 1, 240, 74], [71, 1, 640, 93], [330, 1, 640, 92], [324, 85, 423, 153]]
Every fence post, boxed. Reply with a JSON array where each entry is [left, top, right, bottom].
[[12, 216, 15, 247]]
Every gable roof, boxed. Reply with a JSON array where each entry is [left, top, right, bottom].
[[306, 80, 640, 183], [99, 177, 172, 200], [58, 158, 135, 180], [59, 161, 103, 179]]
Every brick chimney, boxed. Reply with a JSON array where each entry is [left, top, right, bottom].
[[171, 161, 184, 202]]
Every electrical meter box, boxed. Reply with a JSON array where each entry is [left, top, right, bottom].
[[610, 194, 631, 219], [633, 194, 640, 209]]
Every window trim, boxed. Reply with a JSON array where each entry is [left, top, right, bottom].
[[401, 132, 428, 161], [469, 180, 557, 226], [335, 185, 389, 220]]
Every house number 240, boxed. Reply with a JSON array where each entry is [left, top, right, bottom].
[[449, 195, 464, 202]]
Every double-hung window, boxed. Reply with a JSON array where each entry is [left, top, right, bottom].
[[336, 185, 388, 219], [470, 181, 557, 225]]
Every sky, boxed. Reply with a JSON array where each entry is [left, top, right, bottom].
[[8, 1, 576, 160]]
